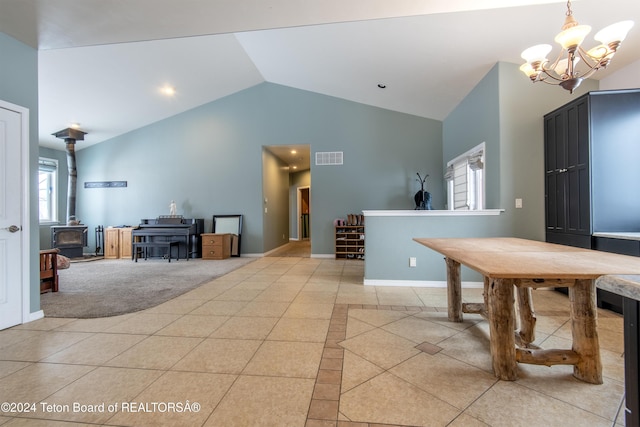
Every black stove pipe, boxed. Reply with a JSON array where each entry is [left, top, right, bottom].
[[52, 127, 87, 224]]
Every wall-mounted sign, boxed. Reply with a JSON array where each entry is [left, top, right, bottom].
[[84, 181, 127, 188]]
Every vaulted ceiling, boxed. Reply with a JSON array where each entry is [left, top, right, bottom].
[[1, 0, 639, 154]]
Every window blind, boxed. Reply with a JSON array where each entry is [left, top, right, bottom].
[[446, 144, 485, 211], [39, 158, 57, 172], [453, 159, 469, 210]]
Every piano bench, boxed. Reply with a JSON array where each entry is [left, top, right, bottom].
[[133, 241, 181, 263]]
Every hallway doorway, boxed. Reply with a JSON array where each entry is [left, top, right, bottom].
[[266, 240, 310, 257], [298, 186, 310, 241], [262, 144, 311, 256]]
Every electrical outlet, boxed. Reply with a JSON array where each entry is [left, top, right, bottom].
[[409, 257, 417, 267]]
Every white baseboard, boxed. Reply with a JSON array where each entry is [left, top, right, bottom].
[[364, 279, 484, 288], [242, 253, 264, 258], [243, 252, 333, 259], [24, 310, 44, 323]]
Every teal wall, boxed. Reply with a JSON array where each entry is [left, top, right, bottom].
[[497, 62, 597, 240], [445, 62, 596, 237], [0, 32, 40, 313], [365, 213, 507, 283], [443, 63, 501, 209], [73, 82, 443, 256], [365, 62, 599, 283]]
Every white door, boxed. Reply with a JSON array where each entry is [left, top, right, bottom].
[[0, 105, 24, 330]]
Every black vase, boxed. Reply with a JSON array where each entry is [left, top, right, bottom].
[[414, 190, 432, 210]]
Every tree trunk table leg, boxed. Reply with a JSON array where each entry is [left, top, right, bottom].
[[517, 286, 536, 346], [570, 279, 603, 384], [446, 257, 462, 322], [512, 284, 518, 332], [487, 278, 518, 380], [483, 276, 489, 309]]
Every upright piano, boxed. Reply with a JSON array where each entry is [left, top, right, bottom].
[[132, 216, 204, 259]]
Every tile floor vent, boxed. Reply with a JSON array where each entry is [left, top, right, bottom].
[[315, 151, 343, 166]]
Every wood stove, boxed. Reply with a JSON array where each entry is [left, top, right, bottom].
[[50, 127, 89, 258], [51, 225, 88, 258]]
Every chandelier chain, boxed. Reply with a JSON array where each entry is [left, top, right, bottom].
[[566, 0, 572, 17]]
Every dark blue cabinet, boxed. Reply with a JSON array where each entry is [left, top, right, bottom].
[[545, 89, 640, 314], [545, 89, 640, 246]]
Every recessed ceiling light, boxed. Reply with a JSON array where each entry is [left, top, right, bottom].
[[292, 165, 298, 170], [160, 85, 176, 96], [291, 150, 297, 154]]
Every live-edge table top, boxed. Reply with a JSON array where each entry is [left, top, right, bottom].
[[413, 237, 640, 280]]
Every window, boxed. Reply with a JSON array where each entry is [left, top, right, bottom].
[[445, 143, 485, 210], [39, 158, 58, 223]]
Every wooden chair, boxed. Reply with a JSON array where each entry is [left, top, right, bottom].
[[40, 248, 59, 293]]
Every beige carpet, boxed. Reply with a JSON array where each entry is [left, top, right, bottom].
[[40, 257, 255, 318]]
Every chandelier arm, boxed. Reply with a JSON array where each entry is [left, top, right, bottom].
[[542, 49, 564, 73], [538, 70, 565, 83], [536, 49, 568, 83], [574, 65, 600, 80], [576, 47, 604, 71], [537, 78, 562, 86]]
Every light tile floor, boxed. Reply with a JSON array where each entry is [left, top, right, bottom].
[[0, 257, 628, 426]]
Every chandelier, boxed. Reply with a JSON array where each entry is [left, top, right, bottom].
[[519, 1, 634, 93]]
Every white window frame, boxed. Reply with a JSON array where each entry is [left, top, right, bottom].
[[39, 157, 58, 223], [446, 142, 485, 211]]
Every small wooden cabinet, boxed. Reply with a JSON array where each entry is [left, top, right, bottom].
[[201, 233, 231, 260], [119, 227, 133, 258], [104, 227, 134, 259], [335, 225, 365, 260], [105, 228, 120, 259]]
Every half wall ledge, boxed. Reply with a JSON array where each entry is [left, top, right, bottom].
[[362, 209, 504, 217]]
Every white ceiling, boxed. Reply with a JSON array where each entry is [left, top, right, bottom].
[[1, 0, 639, 164]]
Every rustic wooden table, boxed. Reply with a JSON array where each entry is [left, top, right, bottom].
[[414, 237, 640, 384]]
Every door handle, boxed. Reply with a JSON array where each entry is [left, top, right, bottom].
[[2, 225, 21, 233]]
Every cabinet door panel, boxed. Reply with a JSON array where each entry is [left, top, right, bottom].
[[593, 237, 640, 256], [546, 172, 568, 232], [545, 115, 558, 172], [567, 167, 590, 234], [566, 99, 591, 235], [553, 112, 567, 170], [566, 99, 590, 172], [544, 112, 567, 232], [119, 228, 132, 258], [105, 228, 120, 259], [545, 173, 557, 231]]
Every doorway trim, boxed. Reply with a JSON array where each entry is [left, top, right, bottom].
[[0, 99, 35, 326]]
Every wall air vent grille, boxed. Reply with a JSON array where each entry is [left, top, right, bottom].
[[315, 151, 343, 166]]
